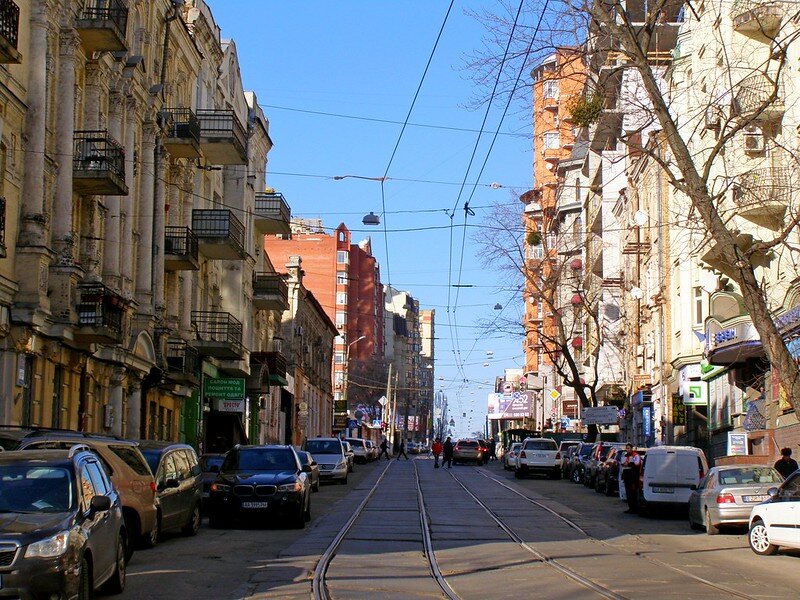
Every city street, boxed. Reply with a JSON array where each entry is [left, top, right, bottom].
[[120, 456, 800, 599]]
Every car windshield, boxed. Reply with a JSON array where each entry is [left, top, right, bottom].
[[296, 452, 310, 466], [345, 439, 365, 448], [0, 466, 74, 513], [718, 467, 783, 485], [227, 449, 297, 472], [459, 441, 479, 447], [200, 455, 224, 472], [305, 440, 342, 455]]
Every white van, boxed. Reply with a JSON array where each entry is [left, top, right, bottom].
[[638, 446, 708, 515]]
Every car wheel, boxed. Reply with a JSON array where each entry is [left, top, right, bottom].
[[141, 515, 160, 548], [689, 510, 703, 531], [514, 468, 523, 479], [313, 479, 320, 492], [209, 512, 229, 529], [703, 508, 719, 535], [595, 477, 604, 492], [571, 469, 581, 484], [77, 556, 92, 600], [182, 504, 201, 536], [304, 496, 312, 522], [340, 474, 348, 485], [102, 534, 127, 594], [604, 481, 616, 497], [749, 519, 778, 555], [293, 503, 306, 529]]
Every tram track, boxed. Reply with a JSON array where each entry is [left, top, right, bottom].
[[474, 468, 762, 600]]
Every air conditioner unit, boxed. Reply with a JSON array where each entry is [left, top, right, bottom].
[[704, 106, 721, 130], [743, 125, 765, 154]]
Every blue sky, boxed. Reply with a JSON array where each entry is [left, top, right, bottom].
[[211, 1, 535, 437]]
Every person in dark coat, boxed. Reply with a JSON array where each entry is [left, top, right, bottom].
[[443, 436, 454, 469], [397, 439, 409, 460], [774, 447, 799, 479], [378, 437, 391, 460]]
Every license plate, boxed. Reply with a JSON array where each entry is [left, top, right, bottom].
[[241, 501, 269, 509], [743, 495, 767, 503], [534, 453, 547, 458], [653, 486, 674, 493]]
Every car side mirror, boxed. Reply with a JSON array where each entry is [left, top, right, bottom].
[[311, 460, 317, 466], [301, 464, 312, 473], [90, 495, 111, 513], [209, 465, 220, 473], [768, 487, 779, 498], [689, 484, 697, 491]]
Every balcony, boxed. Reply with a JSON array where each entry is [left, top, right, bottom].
[[75, 283, 126, 344], [196, 109, 248, 165], [73, 131, 128, 196], [734, 167, 793, 231], [191, 209, 246, 260], [254, 191, 291, 236], [76, 0, 129, 53], [265, 350, 288, 383], [164, 226, 199, 271], [733, 74, 784, 120], [164, 339, 200, 385], [0, 0, 20, 63], [190, 311, 244, 359], [0, 196, 5, 258], [252, 272, 289, 311], [732, 0, 783, 38], [162, 108, 201, 159]]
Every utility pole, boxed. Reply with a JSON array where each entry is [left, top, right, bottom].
[[385, 363, 393, 442]]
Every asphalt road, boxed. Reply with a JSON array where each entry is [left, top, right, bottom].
[[118, 456, 800, 600]]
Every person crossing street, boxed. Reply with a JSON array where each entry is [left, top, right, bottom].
[[432, 438, 443, 468], [443, 436, 454, 469], [378, 437, 391, 460], [397, 439, 409, 460]]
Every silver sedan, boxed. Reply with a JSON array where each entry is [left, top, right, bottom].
[[689, 465, 783, 534], [503, 443, 522, 471]]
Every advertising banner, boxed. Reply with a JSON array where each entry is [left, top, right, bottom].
[[728, 432, 748, 456], [581, 406, 620, 425], [487, 391, 533, 419]]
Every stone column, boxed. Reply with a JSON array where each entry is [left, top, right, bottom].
[[152, 142, 167, 319], [121, 98, 138, 298], [102, 91, 124, 290], [135, 124, 156, 313], [126, 379, 142, 439], [180, 168, 195, 336], [109, 367, 125, 437]]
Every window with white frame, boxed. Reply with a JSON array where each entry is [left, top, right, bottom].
[[694, 286, 704, 326], [543, 80, 558, 99], [336, 250, 349, 264], [335, 312, 346, 326], [334, 352, 345, 365], [336, 291, 347, 305], [336, 271, 348, 285], [334, 372, 344, 386], [527, 245, 544, 259], [543, 131, 560, 149]]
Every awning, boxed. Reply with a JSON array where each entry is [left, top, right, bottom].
[[269, 374, 288, 386]]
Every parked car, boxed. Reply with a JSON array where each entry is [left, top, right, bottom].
[[344, 438, 369, 464], [595, 447, 647, 498], [18, 433, 158, 553], [199, 453, 225, 510], [558, 441, 581, 476], [342, 441, 356, 472], [0, 446, 127, 598], [453, 439, 485, 465], [296, 450, 320, 492], [303, 438, 348, 484], [504, 442, 522, 471], [584, 442, 626, 489], [689, 465, 783, 534], [561, 445, 579, 478], [478, 439, 490, 459], [638, 445, 709, 516], [207, 445, 311, 529], [137, 441, 203, 539], [515, 437, 560, 479], [567, 442, 594, 484], [748, 469, 800, 555]]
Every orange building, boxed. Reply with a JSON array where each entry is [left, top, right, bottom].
[[522, 48, 585, 420], [264, 222, 384, 420]]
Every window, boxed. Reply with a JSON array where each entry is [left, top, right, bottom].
[[172, 451, 190, 481], [543, 131, 560, 149], [336, 292, 347, 305], [334, 352, 345, 365], [85, 461, 110, 495], [694, 287, 704, 326], [527, 245, 544, 259], [336, 250, 349, 264], [335, 312, 346, 326], [109, 445, 151, 476], [334, 372, 344, 386], [543, 80, 558, 99], [79, 465, 97, 509], [336, 271, 348, 285]]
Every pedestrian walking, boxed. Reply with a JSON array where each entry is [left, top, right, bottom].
[[774, 447, 799, 479], [443, 436, 454, 469], [397, 439, 409, 460], [432, 438, 443, 468], [489, 438, 497, 461], [620, 443, 641, 514], [378, 437, 391, 460]]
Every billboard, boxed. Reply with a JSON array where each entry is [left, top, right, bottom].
[[487, 391, 533, 419]]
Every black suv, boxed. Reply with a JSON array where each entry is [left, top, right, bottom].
[[207, 445, 312, 529], [0, 446, 127, 599]]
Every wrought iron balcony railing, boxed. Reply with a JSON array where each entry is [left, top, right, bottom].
[[164, 339, 200, 384], [733, 73, 784, 119], [162, 108, 202, 159], [252, 272, 289, 311], [253, 191, 291, 236], [0, 0, 20, 63], [191, 209, 246, 260], [76, 0, 129, 53], [73, 130, 128, 196], [190, 311, 244, 359], [75, 282, 126, 343], [164, 226, 199, 271], [196, 109, 248, 164]]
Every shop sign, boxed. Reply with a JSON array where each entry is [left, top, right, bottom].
[[333, 413, 348, 430], [684, 381, 707, 406], [706, 321, 759, 354], [581, 406, 620, 425], [642, 405, 652, 439], [214, 398, 245, 413], [672, 395, 686, 426], [728, 432, 748, 456], [204, 377, 245, 400], [775, 304, 800, 332]]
